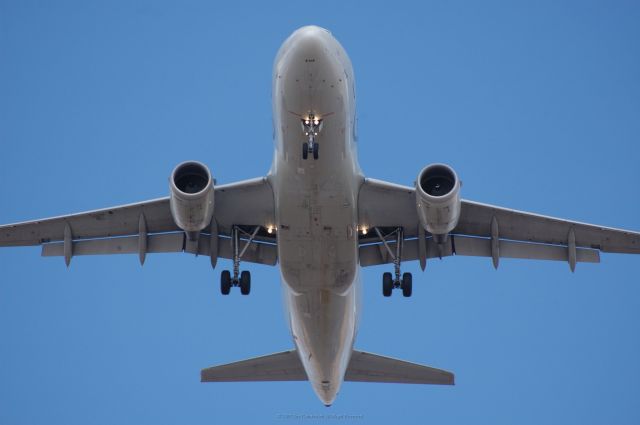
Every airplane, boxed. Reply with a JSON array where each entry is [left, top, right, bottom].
[[1, 25, 639, 407]]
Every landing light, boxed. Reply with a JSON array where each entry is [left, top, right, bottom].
[[360, 226, 368, 235]]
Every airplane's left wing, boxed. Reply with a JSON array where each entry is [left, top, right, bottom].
[[358, 178, 640, 269], [0, 177, 277, 266]]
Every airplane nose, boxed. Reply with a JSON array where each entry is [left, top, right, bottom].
[[285, 26, 333, 62], [292, 25, 332, 41]]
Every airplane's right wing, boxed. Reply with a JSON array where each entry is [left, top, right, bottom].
[[0, 177, 278, 266], [358, 178, 640, 269]]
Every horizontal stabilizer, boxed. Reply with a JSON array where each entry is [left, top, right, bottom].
[[345, 350, 454, 385], [201, 350, 307, 382], [201, 349, 453, 385]]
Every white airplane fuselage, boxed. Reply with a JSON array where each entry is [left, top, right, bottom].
[[3, 22, 638, 413], [269, 26, 362, 405]]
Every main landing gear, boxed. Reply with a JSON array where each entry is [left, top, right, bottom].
[[301, 113, 322, 160], [220, 270, 251, 295], [374, 227, 412, 298], [220, 225, 260, 296]]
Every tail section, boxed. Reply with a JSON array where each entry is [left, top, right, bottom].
[[201, 349, 453, 385], [201, 350, 307, 382], [345, 350, 454, 385]]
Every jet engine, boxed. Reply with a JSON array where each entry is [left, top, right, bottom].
[[169, 161, 214, 238], [415, 163, 461, 237]]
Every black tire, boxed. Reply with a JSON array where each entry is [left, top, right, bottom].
[[401, 272, 413, 297], [240, 270, 251, 295], [382, 272, 393, 297], [302, 143, 308, 160], [220, 270, 231, 295], [313, 143, 319, 160]]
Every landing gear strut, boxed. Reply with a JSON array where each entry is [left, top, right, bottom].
[[220, 225, 260, 296], [373, 227, 412, 297], [301, 113, 322, 160]]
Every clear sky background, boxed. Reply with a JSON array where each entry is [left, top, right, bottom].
[[1, 1, 639, 424]]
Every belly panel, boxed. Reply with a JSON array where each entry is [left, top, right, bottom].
[[284, 271, 361, 406]]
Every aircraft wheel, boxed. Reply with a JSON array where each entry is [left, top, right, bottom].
[[313, 143, 319, 160], [240, 270, 251, 295], [382, 272, 393, 297], [401, 272, 413, 297], [221, 270, 231, 295], [302, 143, 308, 160]]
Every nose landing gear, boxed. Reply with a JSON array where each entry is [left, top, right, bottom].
[[301, 113, 322, 160]]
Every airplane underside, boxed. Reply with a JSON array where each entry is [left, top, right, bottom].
[[1, 25, 638, 406]]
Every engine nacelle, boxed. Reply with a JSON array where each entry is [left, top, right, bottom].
[[415, 163, 461, 236], [169, 161, 214, 235]]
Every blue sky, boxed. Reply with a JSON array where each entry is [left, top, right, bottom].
[[1, 1, 639, 424]]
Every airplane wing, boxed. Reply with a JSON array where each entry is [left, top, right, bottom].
[[0, 177, 277, 266], [358, 178, 640, 269]]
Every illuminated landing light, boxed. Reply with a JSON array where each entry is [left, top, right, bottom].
[[267, 226, 276, 234], [360, 226, 368, 236]]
